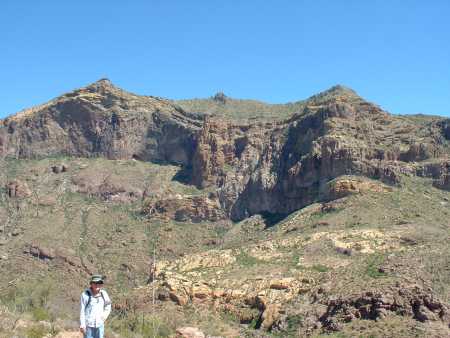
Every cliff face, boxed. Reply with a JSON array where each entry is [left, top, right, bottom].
[[191, 89, 450, 220], [2, 81, 450, 222], [0, 79, 202, 164]]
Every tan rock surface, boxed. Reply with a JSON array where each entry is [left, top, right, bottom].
[[176, 326, 206, 338], [326, 176, 393, 200], [6, 180, 31, 198], [143, 195, 225, 222]]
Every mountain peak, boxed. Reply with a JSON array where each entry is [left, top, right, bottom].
[[5, 79, 129, 122], [326, 84, 357, 95], [95, 77, 111, 83], [316, 84, 358, 98], [305, 84, 361, 106], [85, 78, 116, 91], [95, 77, 113, 85]]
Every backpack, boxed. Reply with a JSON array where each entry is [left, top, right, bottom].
[[85, 289, 107, 309]]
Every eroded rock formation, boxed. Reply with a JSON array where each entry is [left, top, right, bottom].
[[2, 80, 450, 222]]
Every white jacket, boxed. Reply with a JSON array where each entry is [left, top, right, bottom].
[[80, 289, 112, 329]]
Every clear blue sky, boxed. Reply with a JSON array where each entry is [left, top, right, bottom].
[[1, 1, 449, 118]]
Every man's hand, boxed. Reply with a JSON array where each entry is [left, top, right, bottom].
[[80, 327, 86, 334]]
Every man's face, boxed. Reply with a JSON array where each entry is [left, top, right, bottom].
[[90, 282, 102, 293]]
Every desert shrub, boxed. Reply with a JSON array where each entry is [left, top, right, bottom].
[[109, 313, 171, 338], [0, 278, 54, 318], [311, 264, 329, 273], [236, 251, 262, 267], [365, 254, 386, 278], [285, 314, 303, 329], [32, 306, 51, 321], [25, 325, 50, 338]]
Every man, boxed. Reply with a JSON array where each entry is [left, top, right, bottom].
[[80, 274, 112, 338]]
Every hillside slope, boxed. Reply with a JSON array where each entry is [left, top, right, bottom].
[[0, 82, 449, 337]]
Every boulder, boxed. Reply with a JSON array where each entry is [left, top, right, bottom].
[[176, 327, 205, 338], [51, 164, 68, 174], [261, 303, 281, 330], [169, 291, 189, 306], [6, 180, 31, 198], [269, 278, 296, 290], [191, 283, 211, 300]]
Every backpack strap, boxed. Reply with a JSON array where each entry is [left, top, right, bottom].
[[100, 290, 112, 310], [85, 289, 108, 309], [100, 290, 106, 308], [85, 289, 92, 308]]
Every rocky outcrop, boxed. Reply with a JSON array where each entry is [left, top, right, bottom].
[[414, 160, 450, 191], [324, 176, 393, 200], [71, 166, 147, 202], [51, 163, 69, 174], [426, 163, 450, 191], [65, 160, 183, 208], [434, 173, 450, 190], [142, 194, 225, 222], [6, 180, 31, 198], [319, 284, 449, 331], [157, 249, 236, 273], [23, 243, 94, 274], [158, 273, 311, 307], [260, 303, 282, 330], [152, 244, 316, 332], [399, 142, 440, 162], [437, 118, 450, 140]]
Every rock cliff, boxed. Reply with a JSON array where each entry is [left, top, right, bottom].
[[0, 79, 201, 163], [2, 81, 450, 222]]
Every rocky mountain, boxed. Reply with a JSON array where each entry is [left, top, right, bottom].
[[0, 79, 203, 163], [2, 80, 450, 222], [0, 80, 449, 337]]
